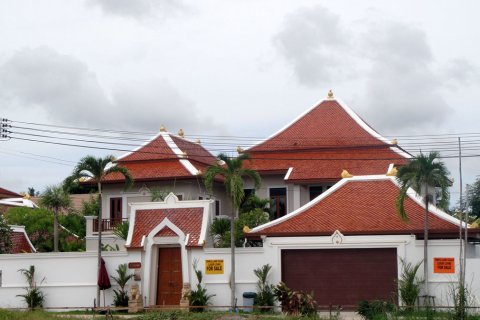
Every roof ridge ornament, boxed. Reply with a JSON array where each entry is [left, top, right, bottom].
[[237, 146, 244, 154], [178, 128, 185, 138], [195, 138, 201, 144], [341, 169, 353, 178], [331, 230, 344, 245], [390, 139, 398, 145], [327, 89, 334, 100], [160, 125, 167, 132], [386, 166, 398, 176]]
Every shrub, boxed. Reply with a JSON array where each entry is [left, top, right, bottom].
[[111, 264, 134, 307], [253, 264, 275, 312], [273, 281, 317, 317], [17, 265, 45, 310], [357, 300, 394, 320], [209, 218, 230, 247], [186, 260, 215, 312], [113, 221, 129, 241], [398, 258, 423, 311]]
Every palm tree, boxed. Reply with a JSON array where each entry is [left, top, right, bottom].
[[40, 185, 72, 252], [67, 155, 133, 306], [396, 151, 450, 300], [204, 153, 261, 310]]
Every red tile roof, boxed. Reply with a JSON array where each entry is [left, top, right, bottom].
[[103, 160, 196, 182], [10, 227, 35, 253], [100, 132, 216, 184], [118, 132, 216, 165], [245, 149, 408, 181], [155, 226, 178, 237], [248, 177, 459, 238], [0, 187, 21, 199], [128, 207, 204, 248], [247, 100, 396, 152], [243, 98, 409, 180]]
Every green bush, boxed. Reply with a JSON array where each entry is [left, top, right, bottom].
[[16, 266, 45, 310], [357, 300, 394, 320], [186, 260, 215, 312], [398, 258, 423, 311], [253, 264, 275, 312], [273, 281, 317, 317], [111, 264, 134, 307]]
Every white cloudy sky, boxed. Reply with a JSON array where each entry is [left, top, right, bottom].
[[0, 0, 479, 206]]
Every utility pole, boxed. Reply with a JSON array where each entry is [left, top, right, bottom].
[[458, 137, 464, 290]]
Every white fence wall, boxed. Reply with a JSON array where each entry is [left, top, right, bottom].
[[0, 251, 139, 309]]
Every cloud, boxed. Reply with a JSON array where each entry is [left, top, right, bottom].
[[273, 5, 349, 86], [0, 46, 223, 134], [87, 0, 187, 20], [360, 22, 451, 133], [274, 7, 480, 133]]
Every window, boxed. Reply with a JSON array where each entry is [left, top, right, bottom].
[[215, 200, 220, 216], [176, 194, 183, 201], [198, 196, 203, 200], [110, 197, 122, 222], [309, 186, 323, 201], [270, 187, 287, 219]]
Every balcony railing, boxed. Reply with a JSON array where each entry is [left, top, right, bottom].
[[92, 218, 128, 232]]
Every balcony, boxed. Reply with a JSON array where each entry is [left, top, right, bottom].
[[85, 216, 128, 236]]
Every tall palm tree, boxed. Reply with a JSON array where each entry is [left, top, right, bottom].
[[204, 153, 261, 310], [396, 151, 450, 300], [40, 185, 72, 252], [68, 155, 133, 306]]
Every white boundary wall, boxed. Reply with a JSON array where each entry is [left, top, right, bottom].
[[0, 236, 479, 309], [0, 251, 139, 309]]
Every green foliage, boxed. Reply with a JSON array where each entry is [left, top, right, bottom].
[[80, 194, 99, 217], [240, 195, 271, 214], [113, 221, 129, 241], [151, 188, 170, 202], [187, 260, 215, 312], [253, 264, 275, 312], [396, 151, 451, 220], [111, 264, 134, 307], [101, 243, 120, 251], [467, 177, 480, 220], [0, 215, 12, 254], [204, 153, 261, 210], [398, 259, 423, 311], [357, 300, 394, 320], [5, 207, 53, 252], [235, 209, 270, 247], [17, 266, 45, 310], [209, 218, 230, 247], [273, 282, 317, 317], [59, 213, 86, 239]]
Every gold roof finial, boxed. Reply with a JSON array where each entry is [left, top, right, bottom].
[[341, 169, 353, 178], [236, 146, 243, 154], [243, 225, 251, 233], [181, 151, 188, 158], [390, 139, 398, 145], [386, 166, 398, 176], [195, 138, 201, 144], [196, 169, 203, 176], [160, 125, 166, 132], [23, 194, 31, 200], [178, 128, 184, 138], [327, 89, 334, 100]]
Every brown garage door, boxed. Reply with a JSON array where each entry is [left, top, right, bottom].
[[281, 248, 397, 308]]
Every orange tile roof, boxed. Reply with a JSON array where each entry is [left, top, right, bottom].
[[170, 136, 217, 166], [128, 207, 204, 248], [248, 177, 459, 238]]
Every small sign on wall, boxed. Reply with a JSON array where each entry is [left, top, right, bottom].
[[128, 262, 142, 269], [434, 257, 455, 273], [205, 259, 224, 274]]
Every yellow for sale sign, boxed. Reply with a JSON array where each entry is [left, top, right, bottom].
[[205, 260, 224, 274]]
